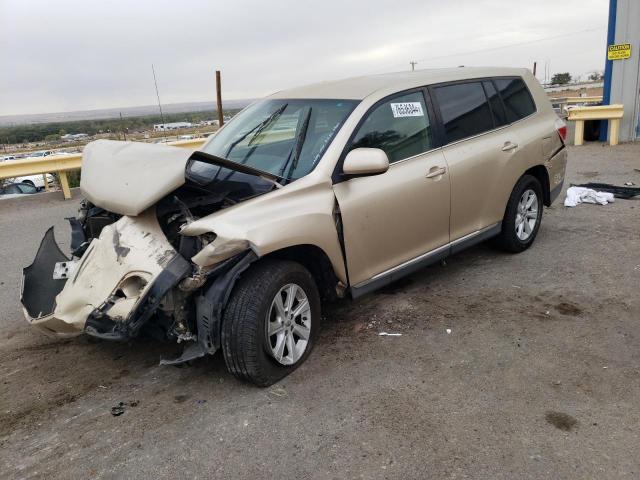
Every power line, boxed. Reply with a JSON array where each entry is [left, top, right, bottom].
[[365, 26, 605, 76], [411, 27, 606, 64]]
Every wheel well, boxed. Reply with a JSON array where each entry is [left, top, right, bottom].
[[524, 165, 550, 206], [262, 245, 340, 302]]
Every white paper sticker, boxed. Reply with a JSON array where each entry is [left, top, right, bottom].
[[390, 102, 424, 118]]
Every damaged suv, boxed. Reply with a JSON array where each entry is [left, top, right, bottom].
[[22, 68, 567, 386]]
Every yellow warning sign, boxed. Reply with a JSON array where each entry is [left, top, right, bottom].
[[607, 43, 631, 60]]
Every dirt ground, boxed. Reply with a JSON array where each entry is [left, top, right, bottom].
[[1, 144, 639, 479]]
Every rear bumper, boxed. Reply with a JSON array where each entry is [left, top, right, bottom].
[[21, 209, 189, 339]]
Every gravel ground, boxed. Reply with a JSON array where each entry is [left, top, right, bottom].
[[1, 144, 639, 479]]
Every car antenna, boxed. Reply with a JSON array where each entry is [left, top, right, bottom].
[[152, 64, 168, 144]]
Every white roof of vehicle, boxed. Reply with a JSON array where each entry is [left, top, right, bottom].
[[269, 66, 530, 100]]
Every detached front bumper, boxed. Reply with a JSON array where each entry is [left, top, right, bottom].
[[21, 209, 190, 339]]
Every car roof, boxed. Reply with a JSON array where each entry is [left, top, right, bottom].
[[269, 66, 530, 100]]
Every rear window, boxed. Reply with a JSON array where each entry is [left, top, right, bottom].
[[433, 82, 494, 143], [494, 78, 536, 122]]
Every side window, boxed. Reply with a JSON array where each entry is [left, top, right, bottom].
[[350, 91, 433, 163], [18, 183, 38, 194], [494, 78, 536, 122], [434, 82, 494, 143], [483, 81, 507, 127]]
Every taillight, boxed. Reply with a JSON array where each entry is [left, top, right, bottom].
[[555, 117, 567, 142]]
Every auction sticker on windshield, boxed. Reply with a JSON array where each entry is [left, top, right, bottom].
[[390, 102, 423, 118]]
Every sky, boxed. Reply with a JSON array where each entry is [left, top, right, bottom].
[[0, 0, 609, 116]]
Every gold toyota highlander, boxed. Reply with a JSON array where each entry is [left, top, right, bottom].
[[22, 67, 567, 386]]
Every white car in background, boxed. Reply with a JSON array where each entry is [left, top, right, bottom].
[[11, 173, 56, 190], [9, 150, 68, 189]]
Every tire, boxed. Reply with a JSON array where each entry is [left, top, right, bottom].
[[494, 174, 544, 253], [22, 180, 35, 187], [221, 259, 321, 387]]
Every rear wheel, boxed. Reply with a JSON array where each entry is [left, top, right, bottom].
[[494, 174, 543, 253], [22, 180, 35, 187], [221, 259, 320, 386]]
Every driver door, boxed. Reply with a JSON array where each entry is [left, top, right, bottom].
[[332, 89, 450, 291]]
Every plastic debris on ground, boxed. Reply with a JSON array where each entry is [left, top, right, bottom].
[[564, 186, 615, 207], [110, 400, 139, 416], [378, 332, 402, 336], [269, 387, 288, 397], [446, 328, 452, 334], [573, 183, 640, 199]]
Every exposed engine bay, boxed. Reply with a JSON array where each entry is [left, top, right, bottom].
[[22, 141, 281, 364]]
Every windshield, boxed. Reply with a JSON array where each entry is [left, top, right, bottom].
[[201, 99, 358, 181]]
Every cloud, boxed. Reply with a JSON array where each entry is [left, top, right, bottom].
[[0, 0, 608, 115]]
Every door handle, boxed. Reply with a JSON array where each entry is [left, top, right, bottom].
[[502, 141, 519, 152], [426, 166, 447, 178]]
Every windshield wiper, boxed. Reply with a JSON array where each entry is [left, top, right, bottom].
[[224, 103, 288, 158], [281, 107, 312, 182], [188, 150, 285, 188]]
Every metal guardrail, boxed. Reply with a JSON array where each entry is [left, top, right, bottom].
[[0, 138, 206, 199], [567, 104, 624, 146], [550, 96, 603, 105]]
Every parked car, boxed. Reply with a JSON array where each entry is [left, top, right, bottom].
[[2, 155, 16, 161], [26, 150, 55, 158], [22, 67, 567, 386], [11, 173, 56, 190], [0, 182, 39, 196]]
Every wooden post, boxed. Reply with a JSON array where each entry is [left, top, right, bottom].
[[58, 171, 71, 199], [574, 120, 585, 146], [216, 70, 224, 127], [43, 173, 50, 192], [609, 118, 620, 146]]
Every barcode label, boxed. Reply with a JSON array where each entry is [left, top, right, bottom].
[[390, 102, 423, 118]]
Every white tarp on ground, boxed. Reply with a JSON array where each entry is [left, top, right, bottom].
[[564, 186, 615, 207]]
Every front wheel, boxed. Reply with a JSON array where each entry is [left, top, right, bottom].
[[494, 174, 543, 253], [221, 259, 321, 387]]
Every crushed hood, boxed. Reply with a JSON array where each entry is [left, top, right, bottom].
[[81, 140, 192, 216]]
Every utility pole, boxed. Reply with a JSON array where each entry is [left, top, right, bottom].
[[410, 61, 418, 72], [119, 112, 127, 141], [216, 70, 224, 127]]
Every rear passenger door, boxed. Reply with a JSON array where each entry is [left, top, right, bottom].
[[431, 79, 521, 241]]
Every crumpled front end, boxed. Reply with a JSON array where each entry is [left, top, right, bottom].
[[21, 209, 190, 339]]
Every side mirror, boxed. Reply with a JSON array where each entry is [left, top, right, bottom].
[[342, 148, 389, 177]]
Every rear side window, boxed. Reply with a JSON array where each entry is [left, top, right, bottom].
[[494, 78, 536, 122], [350, 91, 433, 163], [19, 183, 38, 194], [483, 81, 507, 127], [433, 82, 494, 143]]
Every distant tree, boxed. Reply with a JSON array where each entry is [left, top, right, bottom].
[[588, 71, 604, 82], [551, 73, 572, 85]]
